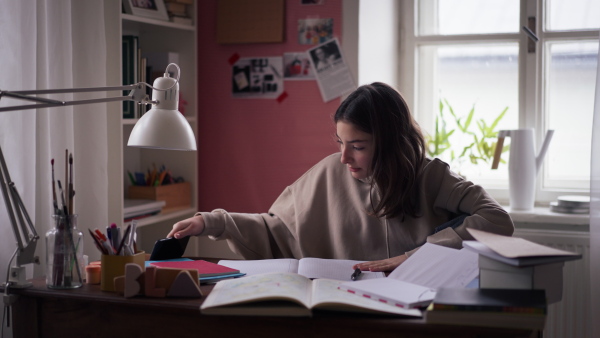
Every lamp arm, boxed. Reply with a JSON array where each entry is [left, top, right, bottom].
[[0, 146, 38, 267], [0, 147, 23, 249], [0, 83, 147, 113]]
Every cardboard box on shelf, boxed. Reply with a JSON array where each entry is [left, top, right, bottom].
[[128, 182, 191, 212]]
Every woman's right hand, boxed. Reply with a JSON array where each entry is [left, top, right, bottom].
[[167, 214, 205, 239]]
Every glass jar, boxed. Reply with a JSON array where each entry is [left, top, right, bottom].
[[46, 214, 84, 289]]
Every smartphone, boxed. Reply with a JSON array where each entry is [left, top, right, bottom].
[[149, 236, 190, 261]]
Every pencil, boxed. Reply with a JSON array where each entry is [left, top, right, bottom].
[[117, 225, 132, 256], [65, 149, 69, 215]]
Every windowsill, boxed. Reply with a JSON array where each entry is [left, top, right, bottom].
[[503, 205, 590, 232]]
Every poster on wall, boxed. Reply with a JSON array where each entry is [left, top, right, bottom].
[[283, 52, 315, 80], [297, 18, 333, 45], [307, 38, 356, 102], [232, 57, 284, 99]]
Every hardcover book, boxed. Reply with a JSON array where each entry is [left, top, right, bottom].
[[426, 288, 547, 330]]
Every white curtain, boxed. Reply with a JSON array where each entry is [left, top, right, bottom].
[[0, 0, 109, 332], [590, 31, 600, 338]]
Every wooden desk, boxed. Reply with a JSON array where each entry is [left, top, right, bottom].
[[3, 278, 539, 338]]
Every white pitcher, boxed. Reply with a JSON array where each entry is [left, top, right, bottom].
[[491, 129, 554, 211]]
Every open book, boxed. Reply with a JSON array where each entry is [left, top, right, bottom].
[[200, 272, 422, 317], [218, 257, 385, 281], [337, 243, 479, 309]]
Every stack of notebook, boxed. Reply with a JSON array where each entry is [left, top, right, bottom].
[[426, 288, 547, 330]]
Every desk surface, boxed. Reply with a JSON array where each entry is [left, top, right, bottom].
[[3, 278, 539, 338]]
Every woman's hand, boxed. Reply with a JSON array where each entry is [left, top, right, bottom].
[[352, 254, 409, 272], [167, 215, 205, 239]]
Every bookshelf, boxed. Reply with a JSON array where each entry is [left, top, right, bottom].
[[106, 1, 198, 252]]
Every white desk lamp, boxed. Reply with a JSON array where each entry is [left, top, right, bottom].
[[0, 63, 196, 288]]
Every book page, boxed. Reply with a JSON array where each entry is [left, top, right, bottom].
[[387, 243, 478, 289], [200, 272, 312, 310], [297, 258, 385, 281], [309, 279, 422, 317], [218, 259, 300, 276]]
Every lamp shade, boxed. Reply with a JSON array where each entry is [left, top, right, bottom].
[[127, 73, 196, 151]]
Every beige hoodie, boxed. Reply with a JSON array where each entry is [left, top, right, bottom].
[[200, 153, 514, 260]]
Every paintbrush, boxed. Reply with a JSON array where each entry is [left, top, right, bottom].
[[68, 153, 73, 215], [51, 159, 59, 214]]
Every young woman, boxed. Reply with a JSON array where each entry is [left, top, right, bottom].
[[167, 82, 514, 272]]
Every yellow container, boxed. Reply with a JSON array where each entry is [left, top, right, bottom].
[[100, 251, 145, 292]]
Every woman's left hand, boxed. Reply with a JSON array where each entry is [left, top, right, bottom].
[[352, 254, 409, 272]]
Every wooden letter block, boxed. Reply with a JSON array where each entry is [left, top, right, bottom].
[[167, 271, 203, 298], [124, 263, 144, 298], [144, 266, 166, 298]]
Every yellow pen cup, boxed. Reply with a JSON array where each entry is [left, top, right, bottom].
[[100, 251, 145, 292]]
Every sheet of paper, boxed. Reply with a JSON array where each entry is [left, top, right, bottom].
[[387, 243, 478, 290], [467, 228, 579, 258], [218, 259, 299, 276], [297, 257, 385, 281]]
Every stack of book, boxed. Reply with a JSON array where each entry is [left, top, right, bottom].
[[426, 288, 547, 330], [463, 228, 582, 304], [165, 0, 194, 26], [549, 195, 590, 214]]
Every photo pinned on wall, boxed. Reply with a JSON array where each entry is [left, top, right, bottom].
[[298, 18, 333, 45], [232, 57, 284, 99], [283, 53, 315, 81], [122, 0, 169, 21], [307, 38, 356, 102]]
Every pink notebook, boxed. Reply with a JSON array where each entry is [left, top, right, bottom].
[[150, 260, 240, 278]]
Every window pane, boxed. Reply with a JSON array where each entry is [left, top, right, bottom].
[[417, 44, 519, 185], [545, 41, 598, 189], [547, 0, 600, 31], [418, 0, 519, 35]]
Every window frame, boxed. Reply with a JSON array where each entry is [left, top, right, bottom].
[[398, 0, 599, 206]]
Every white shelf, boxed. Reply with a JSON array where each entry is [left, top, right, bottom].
[[133, 207, 196, 228], [121, 13, 195, 31]]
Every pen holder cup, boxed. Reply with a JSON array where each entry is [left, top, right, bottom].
[[100, 251, 145, 292]]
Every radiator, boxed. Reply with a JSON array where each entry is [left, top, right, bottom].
[[514, 229, 591, 338]]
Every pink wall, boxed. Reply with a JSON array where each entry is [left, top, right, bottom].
[[196, 0, 344, 212]]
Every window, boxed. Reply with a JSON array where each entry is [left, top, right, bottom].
[[399, 0, 599, 204]]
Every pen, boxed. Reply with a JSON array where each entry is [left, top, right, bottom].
[[351, 268, 362, 281], [94, 229, 115, 255], [117, 225, 132, 256], [88, 229, 107, 255]]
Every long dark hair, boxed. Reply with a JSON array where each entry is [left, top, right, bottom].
[[334, 82, 426, 219]]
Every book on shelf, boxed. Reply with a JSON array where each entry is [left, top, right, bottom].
[[217, 257, 385, 282], [123, 199, 166, 220], [425, 288, 547, 330], [122, 35, 138, 119], [170, 15, 193, 26], [200, 272, 423, 317]]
